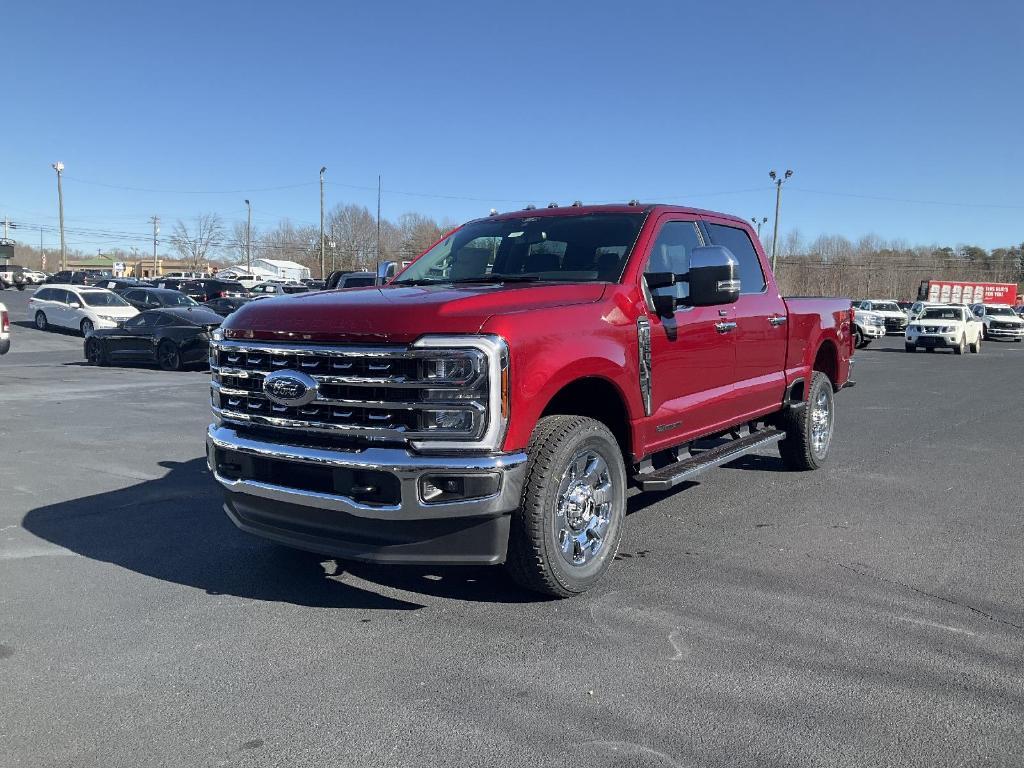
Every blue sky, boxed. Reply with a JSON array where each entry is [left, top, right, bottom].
[[4, 0, 1023, 254]]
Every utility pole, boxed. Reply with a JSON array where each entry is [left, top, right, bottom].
[[52, 162, 66, 271], [245, 199, 252, 273], [768, 169, 793, 272], [151, 216, 160, 278], [40, 226, 45, 271], [3, 215, 7, 239], [319, 166, 327, 279], [376, 175, 382, 271], [751, 216, 767, 239]]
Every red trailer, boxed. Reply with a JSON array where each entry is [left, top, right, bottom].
[[918, 280, 1017, 306]]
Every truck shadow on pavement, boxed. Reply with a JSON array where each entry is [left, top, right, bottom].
[[21, 457, 540, 609]]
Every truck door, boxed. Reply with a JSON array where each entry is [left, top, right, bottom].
[[642, 216, 737, 451], [703, 219, 788, 420]]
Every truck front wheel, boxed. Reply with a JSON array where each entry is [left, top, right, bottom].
[[778, 371, 834, 471], [506, 415, 626, 598]]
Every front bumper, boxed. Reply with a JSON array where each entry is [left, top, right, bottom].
[[206, 424, 528, 564], [985, 326, 1024, 339], [862, 325, 886, 339], [906, 333, 958, 348]]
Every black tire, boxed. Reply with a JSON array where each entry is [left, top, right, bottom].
[[80, 318, 94, 337], [34, 311, 48, 331], [853, 328, 864, 348], [777, 371, 834, 471], [506, 415, 626, 598], [85, 337, 108, 366], [157, 339, 182, 371], [970, 336, 980, 353], [905, 343, 915, 352], [954, 335, 965, 355]]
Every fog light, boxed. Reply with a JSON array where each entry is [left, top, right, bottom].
[[420, 473, 500, 503]]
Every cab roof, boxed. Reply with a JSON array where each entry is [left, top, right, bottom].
[[477, 203, 749, 226]]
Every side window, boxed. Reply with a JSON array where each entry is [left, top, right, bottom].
[[705, 223, 767, 294], [36, 288, 53, 301], [645, 221, 703, 303]]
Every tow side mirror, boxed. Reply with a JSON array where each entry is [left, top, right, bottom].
[[377, 260, 398, 285], [686, 246, 740, 307], [644, 272, 677, 290]]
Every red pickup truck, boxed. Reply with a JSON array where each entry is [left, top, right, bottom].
[[207, 203, 853, 596]]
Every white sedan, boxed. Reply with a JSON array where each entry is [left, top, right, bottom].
[[905, 305, 983, 354], [28, 284, 139, 336]]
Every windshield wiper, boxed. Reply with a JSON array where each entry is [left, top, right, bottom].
[[449, 274, 539, 284], [391, 278, 445, 286]]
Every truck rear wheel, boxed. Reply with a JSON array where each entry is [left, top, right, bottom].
[[506, 415, 626, 598], [778, 371, 834, 471]]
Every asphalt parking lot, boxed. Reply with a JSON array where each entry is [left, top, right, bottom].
[[1, 287, 1022, 768]]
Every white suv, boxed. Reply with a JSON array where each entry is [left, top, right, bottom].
[[905, 304, 983, 354], [28, 284, 139, 336], [970, 303, 1024, 341]]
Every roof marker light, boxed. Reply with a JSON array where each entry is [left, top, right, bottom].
[[547, 202, 558, 208], [571, 200, 583, 207]]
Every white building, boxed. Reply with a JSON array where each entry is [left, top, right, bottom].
[[252, 258, 311, 282]]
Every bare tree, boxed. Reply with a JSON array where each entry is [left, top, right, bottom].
[[169, 214, 224, 270]]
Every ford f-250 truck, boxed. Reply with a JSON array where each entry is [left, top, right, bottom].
[[206, 203, 853, 597]]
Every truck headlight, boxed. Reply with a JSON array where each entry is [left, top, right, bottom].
[[421, 355, 479, 385], [411, 335, 510, 453], [422, 409, 476, 432]]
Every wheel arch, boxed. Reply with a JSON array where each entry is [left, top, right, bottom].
[[812, 340, 839, 389], [537, 376, 633, 462]]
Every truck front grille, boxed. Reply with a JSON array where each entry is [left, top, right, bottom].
[[210, 340, 487, 442]]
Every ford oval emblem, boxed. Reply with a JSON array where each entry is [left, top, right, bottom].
[[262, 370, 318, 407]]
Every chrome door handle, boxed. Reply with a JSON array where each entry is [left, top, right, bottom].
[[715, 321, 737, 333], [769, 315, 787, 327]]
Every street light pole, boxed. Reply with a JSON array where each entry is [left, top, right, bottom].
[[245, 199, 252, 274], [319, 166, 327, 280], [768, 169, 793, 273], [151, 216, 160, 278], [751, 216, 767, 239], [52, 162, 66, 271]]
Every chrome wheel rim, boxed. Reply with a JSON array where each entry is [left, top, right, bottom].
[[554, 449, 614, 567], [81, 320, 93, 335], [810, 388, 833, 455], [35, 313, 45, 329]]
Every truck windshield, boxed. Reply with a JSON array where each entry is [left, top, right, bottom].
[[393, 213, 646, 285], [872, 302, 900, 312], [921, 308, 961, 320], [985, 306, 1014, 316]]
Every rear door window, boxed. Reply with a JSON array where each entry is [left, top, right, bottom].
[[705, 223, 767, 294]]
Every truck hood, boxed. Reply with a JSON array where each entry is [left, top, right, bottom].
[[222, 282, 608, 343]]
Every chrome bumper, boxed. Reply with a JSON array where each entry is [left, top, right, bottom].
[[206, 424, 528, 521]]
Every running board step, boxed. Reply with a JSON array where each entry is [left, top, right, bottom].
[[635, 428, 785, 491]]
